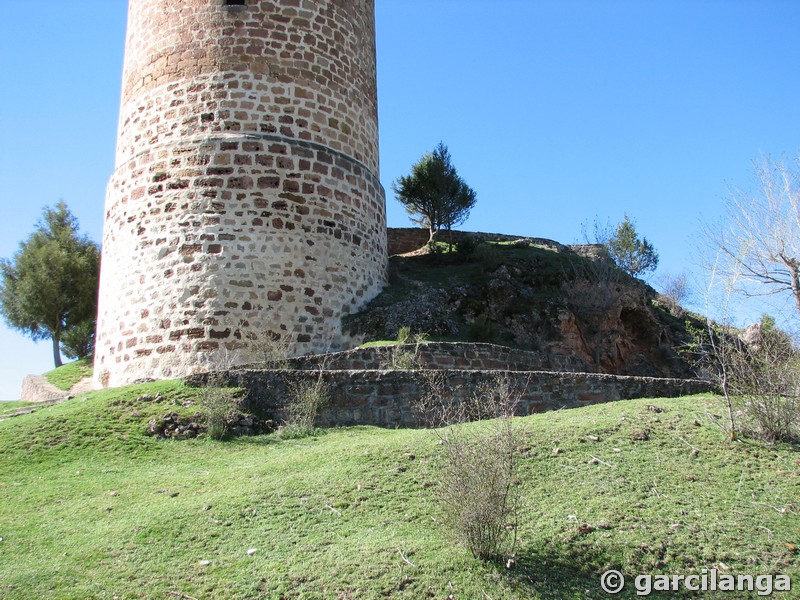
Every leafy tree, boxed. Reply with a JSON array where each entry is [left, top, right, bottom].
[[607, 215, 659, 278], [0, 202, 100, 367], [392, 142, 477, 245], [61, 320, 96, 362]]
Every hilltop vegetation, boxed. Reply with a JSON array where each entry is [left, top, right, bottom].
[[345, 240, 699, 378], [0, 384, 797, 599]]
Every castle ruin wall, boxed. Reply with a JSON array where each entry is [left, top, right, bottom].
[[95, 0, 386, 388], [188, 368, 715, 428]]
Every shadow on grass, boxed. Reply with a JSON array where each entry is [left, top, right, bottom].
[[503, 543, 695, 599], [226, 429, 331, 446]]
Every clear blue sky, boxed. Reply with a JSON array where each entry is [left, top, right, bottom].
[[1, 0, 799, 399]]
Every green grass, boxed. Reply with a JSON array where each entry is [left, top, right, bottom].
[[358, 339, 400, 348], [0, 387, 797, 598], [43, 357, 93, 391]]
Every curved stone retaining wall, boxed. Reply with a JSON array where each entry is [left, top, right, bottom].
[[278, 342, 592, 373], [187, 368, 715, 428]]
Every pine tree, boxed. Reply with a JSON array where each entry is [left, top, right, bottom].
[[0, 202, 100, 366], [607, 215, 659, 278], [392, 143, 477, 245]]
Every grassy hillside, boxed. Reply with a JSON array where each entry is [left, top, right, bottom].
[[0, 385, 797, 598], [43, 357, 93, 391]]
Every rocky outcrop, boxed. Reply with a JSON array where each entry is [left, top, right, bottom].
[[344, 241, 699, 379], [20, 375, 68, 403]]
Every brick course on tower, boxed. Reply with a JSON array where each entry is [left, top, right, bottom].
[[94, 0, 387, 388]]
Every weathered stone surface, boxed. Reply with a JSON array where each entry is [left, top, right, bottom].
[[271, 342, 590, 373], [20, 375, 68, 403], [346, 242, 700, 379], [95, 0, 387, 388], [146, 410, 274, 440], [386, 228, 583, 256], [187, 368, 715, 429]]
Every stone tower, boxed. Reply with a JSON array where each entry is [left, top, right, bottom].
[[94, 0, 386, 388]]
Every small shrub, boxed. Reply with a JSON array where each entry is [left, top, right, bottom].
[[738, 395, 800, 443], [396, 326, 412, 345], [280, 374, 329, 438], [418, 373, 525, 562], [454, 235, 479, 261], [391, 349, 418, 370], [656, 272, 690, 315], [386, 327, 428, 370], [248, 329, 291, 369], [201, 387, 239, 440], [438, 420, 522, 561], [732, 321, 800, 443], [685, 315, 800, 443], [200, 348, 243, 440]]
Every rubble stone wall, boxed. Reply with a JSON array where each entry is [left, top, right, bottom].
[[386, 228, 584, 256], [95, 0, 386, 388], [280, 342, 592, 373], [187, 368, 715, 428], [20, 376, 68, 403]]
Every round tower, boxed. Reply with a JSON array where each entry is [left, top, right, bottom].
[[94, 0, 386, 388]]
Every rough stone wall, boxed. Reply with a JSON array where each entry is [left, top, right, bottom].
[[95, 0, 386, 388], [386, 228, 584, 256], [20, 376, 68, 403], [280, 342, 592, 373], [188, 368, 715, 428]]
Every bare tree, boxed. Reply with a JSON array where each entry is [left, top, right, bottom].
[[685, 255, 741, 440], [656, 272, 690, 314], [710, 156, 800, 315], [688, 252, 800, 443]]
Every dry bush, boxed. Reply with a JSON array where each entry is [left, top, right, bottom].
[[656, 272, 690, 315], [202, 387, 239, 440], [279, 367, 330, 439], [385, 327, 428, 370], [417, 372, 525, 562], [247, 329, 292, 369], [687, 316, 800, 443], [201, 347, 243, 440], [728, 321, 800, 443]]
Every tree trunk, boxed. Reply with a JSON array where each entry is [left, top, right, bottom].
[[52, 334, 63, 368], [790, 262, 800, 316], [428, 227, 438, 245]]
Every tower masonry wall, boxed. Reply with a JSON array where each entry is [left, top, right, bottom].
[[94, 0, 386, 388]]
